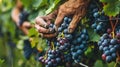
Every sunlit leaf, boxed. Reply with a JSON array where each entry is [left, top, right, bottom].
[[28, 28, 39, 37], [94, 60, 104, 67], [100, 0, 118, 3], [33, 0, 48, 9], [45, 0, 61, 14], [103, 3, 120, 17], [88, 28, 100, 42]]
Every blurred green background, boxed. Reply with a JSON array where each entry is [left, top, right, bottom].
[[0, 0, 59, 67], [0, 0, 42, 67], [0, 0, 119, 67]]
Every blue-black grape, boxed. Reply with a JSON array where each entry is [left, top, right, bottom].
[[98, 33, 120, 63], [38, 17, 89, 67]]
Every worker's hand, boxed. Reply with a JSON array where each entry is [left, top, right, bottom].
[[35, 13, 58, 38], [54, 0, 90, 33], [35, 0, 90, 38], [20, 21, 33, 35]]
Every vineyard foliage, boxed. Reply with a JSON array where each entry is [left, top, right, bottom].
[[0, 0, 120, 67]]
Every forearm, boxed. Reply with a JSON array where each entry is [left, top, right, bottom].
[[11, 7, 20, 26]]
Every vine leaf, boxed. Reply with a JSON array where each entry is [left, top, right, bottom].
[[33, 0, 48, 9], [37, 37, 48, 51], [103, 2, 120, 17], [100, 0, 118, 3], [28, 28, 39, 37], [45, 0, 61, 15], [0, 59, 4, 65], [107, 62, 116, 67], [94, 60, 104, 67], [31, 37, 39, 48], [21, 0, 34, 9], [85, 47, 93, 58], [88, 28, 100, 42]]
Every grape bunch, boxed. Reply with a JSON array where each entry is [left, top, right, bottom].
[[71, 29, 89, 63], [56, 17, 72, 51], [98, 33, 120, 63], [91, 10, 109, 34], [88, 1, 109, 34], [56, 38, 71, 51], [39, 49, 63, 67], [37, 17, 89, 67]]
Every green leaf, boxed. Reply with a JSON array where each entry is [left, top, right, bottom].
[[37, 37, 47, 51], [31, 37, 39, 48], [33, 0, 48, 9], [100, 0, 118, 3], [28, 28, 39, 37], [0, 59, 4, 64], [17, 40, 24, 50], [45, 0, 61, 14], [88, 28, 100, 42], [107, 62, 116, 67], [94, 60, 104, 67], [28, 11, 39, 21], [21, 0, 34, 9], [85, 47, 93, 58], [103, 2, 120, 17]]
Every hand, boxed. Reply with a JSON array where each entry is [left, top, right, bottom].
[[35, 0, 90, 38], [20, 21, 33, 35], [35, 11, 58, 38], [54, 0, 90, 33]]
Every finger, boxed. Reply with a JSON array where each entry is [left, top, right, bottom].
[[41, 33, 58, 38], [54, 11, 65, 31], [20, 26, 29, 35], [35, 16, 49, 28], [68, 14, 82, 33], [22, 21, 32, 28], [35, 24, 50, 33]]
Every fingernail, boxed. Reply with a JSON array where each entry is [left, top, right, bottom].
[[68, 28, 73, 33], [49, 28, 55, 33], [43, 24, 49, 29], [54, 25, 58, 31]]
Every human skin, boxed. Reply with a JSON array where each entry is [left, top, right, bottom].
[[11, 0, 32, 35], [35, 0, 90, 38]]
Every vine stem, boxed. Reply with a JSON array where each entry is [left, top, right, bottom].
[[109, 16, 119, 38], [110, 17, 119, 38], [51, 42, 55, 50], [109, 17, 115, 38], [44, 48, 50, 60], [114, 62, 117, 67]]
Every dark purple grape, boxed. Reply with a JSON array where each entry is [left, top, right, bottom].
[[58, 27, 63, 32], [103, 47, 109, 51], [48, 61, 52, 66], [106, 56, 112, 63], [104, 50, 110, 56], [77, 50, 83, 55], [96, 25, 102, 31], [110, 47, 116, 53], [107, 28, 112, 34], [111, 53, 117, 59], [93, 12, 99, 18], [56, 58, 61, 63], [92, 23, 97, 28], [116, 33, 120, 39], [110, 39, 117, 45]]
